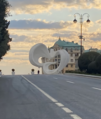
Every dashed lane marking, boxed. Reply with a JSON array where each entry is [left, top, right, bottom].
[[92, 87, 101, 91], [70, 114, 82, 119], [62, 107, 73, 113], [55, 103, 64, 107], [54, 77, 58, 79], [67, 81, 74, 84]]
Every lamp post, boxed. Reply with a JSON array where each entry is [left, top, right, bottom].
[[73, 13, 90, 55]]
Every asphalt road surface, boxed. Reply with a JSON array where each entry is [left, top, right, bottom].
[[0, 74, 101, 119]]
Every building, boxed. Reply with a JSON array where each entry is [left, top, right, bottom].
[[42, 37, 84, 74], [84, 47, 101, 54]]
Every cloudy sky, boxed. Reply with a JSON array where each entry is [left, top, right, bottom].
[[0, 0, 101, 74]]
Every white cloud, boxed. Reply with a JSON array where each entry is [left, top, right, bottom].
[[9, 20, 73, 29], [8, 0, 53, 14], [96, 19, 101, 24], [8, 0, 101, 14]]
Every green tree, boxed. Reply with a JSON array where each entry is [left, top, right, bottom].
[[96, 55, 101, 74], [88, 61, 98, 74], [0, 0, 12, 59], [78, 52, 100, 72]]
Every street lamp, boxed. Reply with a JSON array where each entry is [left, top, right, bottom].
[[73, 13, 90, 55]]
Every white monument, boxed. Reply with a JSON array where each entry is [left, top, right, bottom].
[[29, 43, 70, 74]]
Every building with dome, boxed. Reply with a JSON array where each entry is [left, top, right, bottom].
[[42, 37, 84, 74]]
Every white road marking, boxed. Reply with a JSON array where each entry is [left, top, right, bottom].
[[22, 75, 82, 119], [70, 114, 82, 119], [22, 75, 58, 102], [54, 77, 58, 79], [55, 103, 64, 107], [92, 87, 101, 91], [67, 81, 74, 84], [62, 107, 73, 113]]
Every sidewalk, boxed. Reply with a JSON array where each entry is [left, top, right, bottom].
[[65, 73, 101, 79]]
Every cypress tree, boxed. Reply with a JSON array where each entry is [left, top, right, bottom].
[[0, 0, 12, 60]]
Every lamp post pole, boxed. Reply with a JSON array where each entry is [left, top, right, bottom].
[[73, 13, 90, 55], [80, 14, 83, 55]]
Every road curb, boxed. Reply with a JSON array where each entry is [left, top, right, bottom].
[[65, 73, 101, 79]]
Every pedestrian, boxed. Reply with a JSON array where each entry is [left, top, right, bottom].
[[0, 70, 2, 76], [38, 70, 40, 74]]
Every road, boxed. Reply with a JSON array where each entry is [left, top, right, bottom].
[[0, 74, 101, 119]]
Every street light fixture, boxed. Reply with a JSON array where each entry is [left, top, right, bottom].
[[73, 13, 90, 55], [73, 19, 77, 23]]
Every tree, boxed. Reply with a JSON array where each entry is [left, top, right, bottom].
[[0, 0, 12, 60], [96, 55, 101, 74], [87, 61, 98, 74], [78, 52, 100, 72]]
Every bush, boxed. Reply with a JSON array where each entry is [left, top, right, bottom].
[[96, 55, 101, 74], [78, 52, 100, 72], [88, 61, 98, 74], [65, 70, 86, 74]]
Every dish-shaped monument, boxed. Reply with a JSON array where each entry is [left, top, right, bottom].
[[29, 43, 70, 74]]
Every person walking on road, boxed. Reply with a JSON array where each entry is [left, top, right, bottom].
[[0, 70, 2, 77], [38, 70, 40, 74]]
